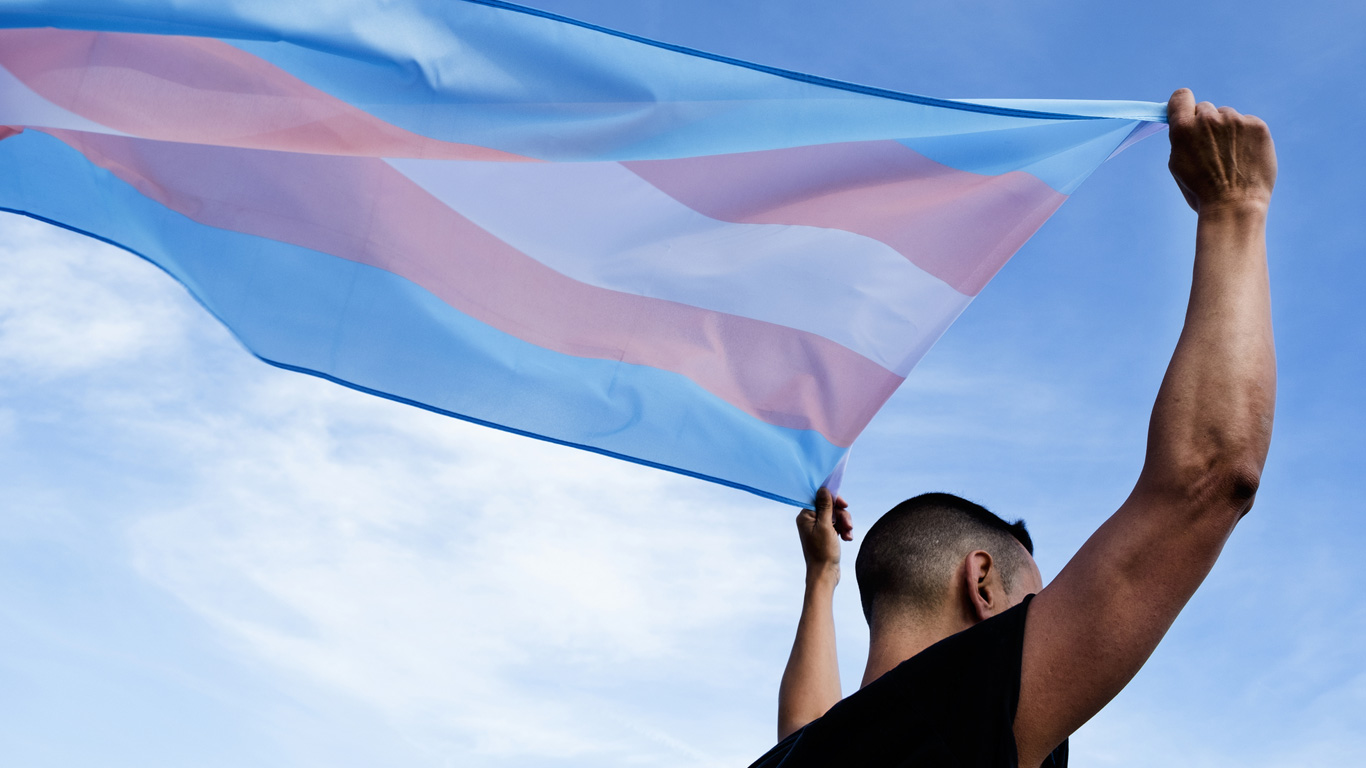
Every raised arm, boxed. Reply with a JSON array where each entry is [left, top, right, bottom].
[[1014, 89, 1277, 767], [777, 488, 853, 741]]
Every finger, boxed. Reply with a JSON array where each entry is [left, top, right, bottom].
[[834, 507, 854, 541], [1218, 105, 1242, 120], [832, 494, 852, 538], [1195, 100, 1219, 118], [1167, 88, 1195, 126], [1243, 115, 1275, 153]]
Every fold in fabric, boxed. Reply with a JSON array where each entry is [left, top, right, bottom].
[[0, 0, 1166, 505]]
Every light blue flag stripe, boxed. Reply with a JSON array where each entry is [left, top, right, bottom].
[[0, 128, 845, 505]]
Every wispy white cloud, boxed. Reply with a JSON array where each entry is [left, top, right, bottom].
[[0, 212, 801, 767], [123, 381, 793, 766], [0, 216, 190, 379], [6, 36, 1366, 760]]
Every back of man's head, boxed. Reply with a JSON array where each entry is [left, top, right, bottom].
[[855, 493, 1033, 627]]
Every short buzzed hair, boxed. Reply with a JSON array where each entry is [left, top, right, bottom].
[[855, 493, 1034, 625]]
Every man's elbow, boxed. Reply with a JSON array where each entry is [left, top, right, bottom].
[[1224, 463, 1262, 510], [1146, 456, 1263, 521], [1148, 408, 1271, 518], [1197, 423, 1268, 512], [1203, 461, 1262, 521]]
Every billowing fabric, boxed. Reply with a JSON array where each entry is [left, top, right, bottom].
[[0, 0, 1166, 505]]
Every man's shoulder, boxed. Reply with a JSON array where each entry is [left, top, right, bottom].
[[865, 594, 1034, 699], [749, 599, 1038, 768]]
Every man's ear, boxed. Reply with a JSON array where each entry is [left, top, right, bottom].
[[961, 550, 1003, 623]]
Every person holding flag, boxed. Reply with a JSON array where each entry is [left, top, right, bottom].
[[758, 87, 1278, 768]]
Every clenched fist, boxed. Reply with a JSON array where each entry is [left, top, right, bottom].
[[796, 487, 853, 575], [1167, 88, 1277, 214]]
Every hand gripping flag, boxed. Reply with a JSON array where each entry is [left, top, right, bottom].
[[0, 0, 1166, 505]]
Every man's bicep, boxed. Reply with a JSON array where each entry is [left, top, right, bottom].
[[1012, 488, 1246, 765]]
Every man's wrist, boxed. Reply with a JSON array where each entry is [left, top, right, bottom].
[[1197, 197, 1270, 223], [805, 562, 840, 590]]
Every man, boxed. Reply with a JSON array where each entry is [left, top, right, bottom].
[[751, 88, 1277, 767]]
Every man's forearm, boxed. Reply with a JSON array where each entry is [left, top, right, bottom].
[[1142, 201, 1275, 505], [1013, 205, 1276, 763], [1010, 95, 1278, 767], [777, 565, 842, 741]]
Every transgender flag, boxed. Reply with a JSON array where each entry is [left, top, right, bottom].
[[0, 0, 1165, 506]]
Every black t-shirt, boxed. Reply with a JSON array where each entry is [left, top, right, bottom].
[[748, 594, 1067, 767]]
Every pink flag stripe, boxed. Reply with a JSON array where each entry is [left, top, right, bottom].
[[624, 141, 1067, 297], [44, 127, 900, 446], [0, 28, 532, 162], [384, 156, 972, 376], [0, 27, 1062, 297]]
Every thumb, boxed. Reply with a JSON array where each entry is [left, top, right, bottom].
[[1168, 87, 1195, 127], [814, 487, 834, 529]]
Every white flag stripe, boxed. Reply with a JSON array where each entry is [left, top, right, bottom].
[[0, 64, 132, 136], [386, 157, 971, 376]]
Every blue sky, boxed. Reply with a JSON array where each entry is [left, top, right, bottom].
[[2, 1, 1364, 766]]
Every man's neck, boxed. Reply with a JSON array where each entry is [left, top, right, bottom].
[[861, 610, 973, 689]]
